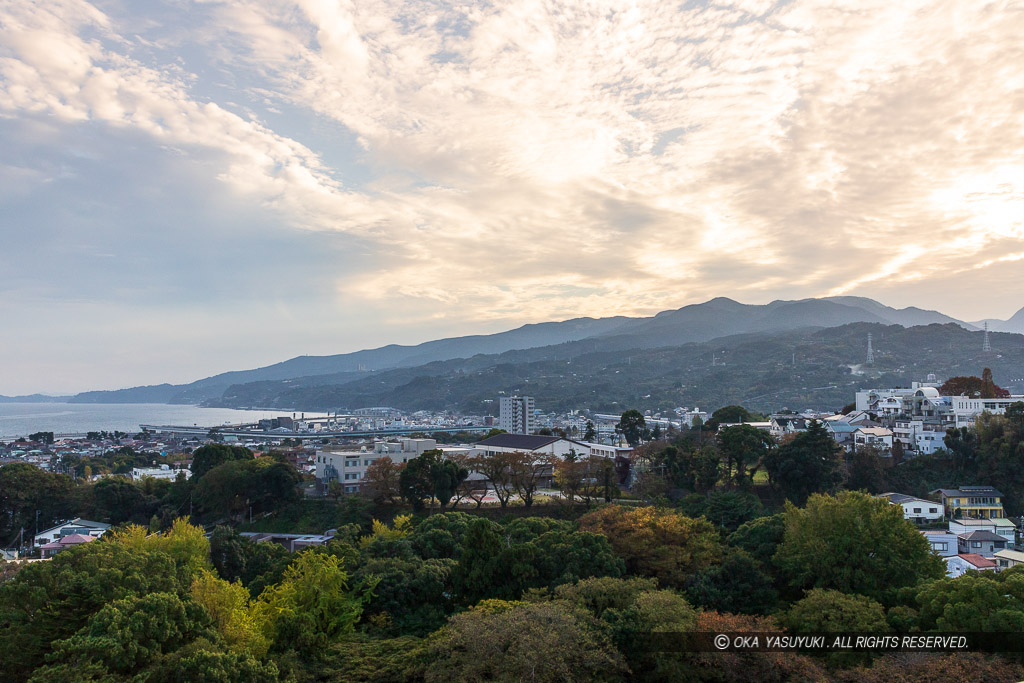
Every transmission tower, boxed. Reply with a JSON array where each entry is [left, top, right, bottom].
[[983, 322, 991, 352], [866, 333, 874, 365]]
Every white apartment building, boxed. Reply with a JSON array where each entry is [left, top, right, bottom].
[[950, 396, 1024, 427], [131, 464, 192, 481], [314, 438, 454, 494], [499, 396, 535, 434]]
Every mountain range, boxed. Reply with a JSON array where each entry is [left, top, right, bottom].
[[3, 296, 1023, 412]]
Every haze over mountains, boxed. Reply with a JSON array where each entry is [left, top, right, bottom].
[[4, 296, 1023, 410]]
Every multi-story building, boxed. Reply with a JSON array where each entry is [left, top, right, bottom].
[[499, 396, 535, 435], [314, 438, 448, 494], [932, 486, 1005, 519], [920, 530, 959, 556], [878, 493, 944, 523], [950, 396, 1024, 427], [948, 518, 1016, 542]]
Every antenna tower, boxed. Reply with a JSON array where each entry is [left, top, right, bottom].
[[983, 322, 992, 353], [866, 333, 874, 365]]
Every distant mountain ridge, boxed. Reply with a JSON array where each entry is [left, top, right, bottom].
[[57, 296, 986, 405], [973, 305, 1024, 335]]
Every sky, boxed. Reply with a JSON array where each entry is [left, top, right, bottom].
[[1, 0, 1023, 395]]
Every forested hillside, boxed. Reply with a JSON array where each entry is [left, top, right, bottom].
[[212, 323, 1024, 414]]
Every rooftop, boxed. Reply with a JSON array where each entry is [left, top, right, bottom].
[[878, 492, 932, 505], [956, 553, 997, 569], [476, 434, 564, 450], [932, 487, 1003, 498], [957, 530, 1006, 542]]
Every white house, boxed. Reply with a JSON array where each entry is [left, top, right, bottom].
[[946, 553, 996, 577], [994, 549, 1024, 571], [34, 518, 110, 547], [878, 493, 943, 523], [853, 427, 894, 453], [921, 530, 958, 557], [949, 518, 1016, 542]]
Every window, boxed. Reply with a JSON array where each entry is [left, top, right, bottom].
[[913, 507, 921, 513], [930, 508, 937, 513], [933, 542, 948, 551], [972, 541, 981, 548]]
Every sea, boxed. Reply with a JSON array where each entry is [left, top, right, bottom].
[[0, 403, 325, 439]]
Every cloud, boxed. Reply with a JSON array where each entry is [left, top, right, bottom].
[[1, 0, 1023, 392]]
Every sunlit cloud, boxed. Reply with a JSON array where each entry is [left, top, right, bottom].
[[1, 0, 1023, 393]]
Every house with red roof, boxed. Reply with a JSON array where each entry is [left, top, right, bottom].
[[945, 553, 997, 577], [38, 533, 96, 559]]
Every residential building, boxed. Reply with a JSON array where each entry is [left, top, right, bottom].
[[920, 530, 958, 557], [892, 419, 947, 455], [769, 416, 809, 440], [949, 518, 1016, 542], [950, 396, 1024, 428], [314, 438, 445, 494], [995, 549, 1024, 571], [474, 433, 588, 459], [878, 493, 943, 523], [499, 396, 535, 434], [38, 533, 96, 559], [131, 464, 191, 481], [825, 421, 858, 451], [957, 530, 1008, 557], [946, 553, 997, 577], [932, 486, 1005, 519], [852, 426, 894, 453], [34, 518, 111, 547]]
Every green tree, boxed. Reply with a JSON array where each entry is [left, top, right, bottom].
[[727, 513, 785, 568], [257, 551, 368, 655], [707, 405, 755, 429], [0, 529, 206, 680], [453, 518, 623, 604], [208, 526, 291, 594], [36, 592, 219, 677], [0, 463, 76, 542], [685, 549, 778, 615], [762, 420, 845, 505], [424, 601, 626, 683], [399, 451, 440, 511], [432, 457, 469, 511], [190, 444, 253, 479], [915, 567, 1024, 631], [717, 425, 773, 487], [616, 409, 647, 447], [680, 490, 765, 533], [353, 557, 456, 635], [774, 491, 945, 604], [584, 421, 597, 442], [92, 477, 149, 524], [845, 444, 888, 493]]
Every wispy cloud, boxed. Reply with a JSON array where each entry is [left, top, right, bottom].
[[1, 0, 1023, 392]]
